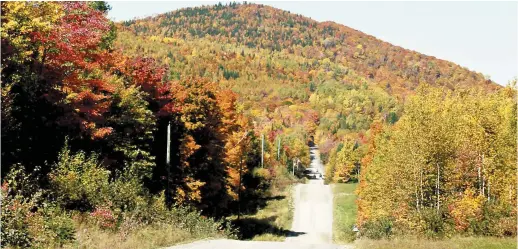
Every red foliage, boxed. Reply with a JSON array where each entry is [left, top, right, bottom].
[[90, 207, 116, 229], [120, 57, 166, 94], [30, 2, 115, 139]]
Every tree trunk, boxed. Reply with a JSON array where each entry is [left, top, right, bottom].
[[261, 134, 264, 167], [477, 160, 482, 194], [436, 162, 440, 214], [487, 180, 491, 202], [414, 163, 420, 212], [420, 165, 424, 209]]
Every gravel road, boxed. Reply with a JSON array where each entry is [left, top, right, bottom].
[[286, 147, 333, 244], [165, 147, 352, 249]]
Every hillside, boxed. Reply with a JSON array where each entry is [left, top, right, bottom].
[[2, 2, 515, 248], [115, 4, 515, 240], [115, 1, 500, 164], [119, 2, 499, 96]]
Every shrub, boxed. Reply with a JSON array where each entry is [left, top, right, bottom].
[[1, 187, 34, 248], [108, 173, 146, 213], [1, 165, 41, 248], [419, 208, 449, 239], [448, 188, 484, 233], [40, 206, 76, 246], [478, 202, 517, 237], [90, 207, 117, 230], [1, 166, 75, 248], [361, 217, 394, 239], [253, 167, 272, 180], [50, 145, 110, 210]]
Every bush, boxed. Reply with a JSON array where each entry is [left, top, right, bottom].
[[108, 173, 146, 213], [1, 165, 41, 248], [3, 147, 236, 248], [1, 189, 34, 248], [361, 217, 394, 239], [90, 207, 117, 230], [419, 208, 449, 239], [1, 166, 75, 248], [448, 189, 484, 233], [40, 206, 76, 246], [477, 202, 517, 237], [50, 146, 110, 210]]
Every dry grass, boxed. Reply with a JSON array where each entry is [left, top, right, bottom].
[[229, 183, 295, 241], [354, 237, 517, 249], [62, 223, 226, 249], [250, 185, 294, 241]]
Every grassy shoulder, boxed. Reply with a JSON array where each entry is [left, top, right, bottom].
[[62, 221, 228, 249], [61, 204, 232, 249], [332, 182, 358, 244], [230, 178, 296, 241], [354, 237, 517, 249]]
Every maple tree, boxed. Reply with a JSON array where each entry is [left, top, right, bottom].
[[2, 2, 116, 174]]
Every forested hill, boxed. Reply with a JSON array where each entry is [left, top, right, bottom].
[[2, 2, 515, 247], [119, 2, 499, 96]]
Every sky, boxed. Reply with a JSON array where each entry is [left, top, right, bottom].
[[107, 1, 517, 86]]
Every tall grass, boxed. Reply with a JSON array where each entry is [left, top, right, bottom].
[[62, 222, 228, 249], [230, 170, 298, 242], [354, 237, 517, 249]]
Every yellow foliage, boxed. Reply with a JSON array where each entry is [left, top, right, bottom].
[[333, 165, 352, 183], [1, 2, 63, 61], [148, 35, 161, 42], [449, 188, 484, 232], [180, 135, 200, 168]]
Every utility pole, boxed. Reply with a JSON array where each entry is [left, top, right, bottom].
[[262, 134, 265, 167], [238, 151, 243, 220], [357, 165, 360, 184], [166, 121, 171, 207], [166, 121, 171, 165], [235, 131, 249, 220], [293, 158, 299, 176], [277, 137, 281, 160], [292, 159, 295, 176]]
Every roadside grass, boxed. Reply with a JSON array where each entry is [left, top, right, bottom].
[[354, 237, 517, 249], [56, 204, 233, 249], [230, 180, 295, 241], [64, 172, 299, 248], [332, 182, 358, 244], [62, 223, 225, 249]]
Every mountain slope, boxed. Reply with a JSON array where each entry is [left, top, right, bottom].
[[118, 2, 499, 96], [115, 2, 503, 171]]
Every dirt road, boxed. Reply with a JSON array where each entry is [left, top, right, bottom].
[[286, 147, 333, 244], [165, 239, 344, 249], [166, 147, 350, 249]]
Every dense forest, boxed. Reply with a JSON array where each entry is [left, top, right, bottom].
[[1, 1, 515, 248]]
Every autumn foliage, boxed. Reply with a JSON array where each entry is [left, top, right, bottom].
[[1, 2, 516, 247], [1, 2, 266, 247], [357, 86, 517, 237]]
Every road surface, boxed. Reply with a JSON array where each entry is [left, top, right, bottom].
[[166, 146, 351, 249], [286, 146, 333, 244]]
